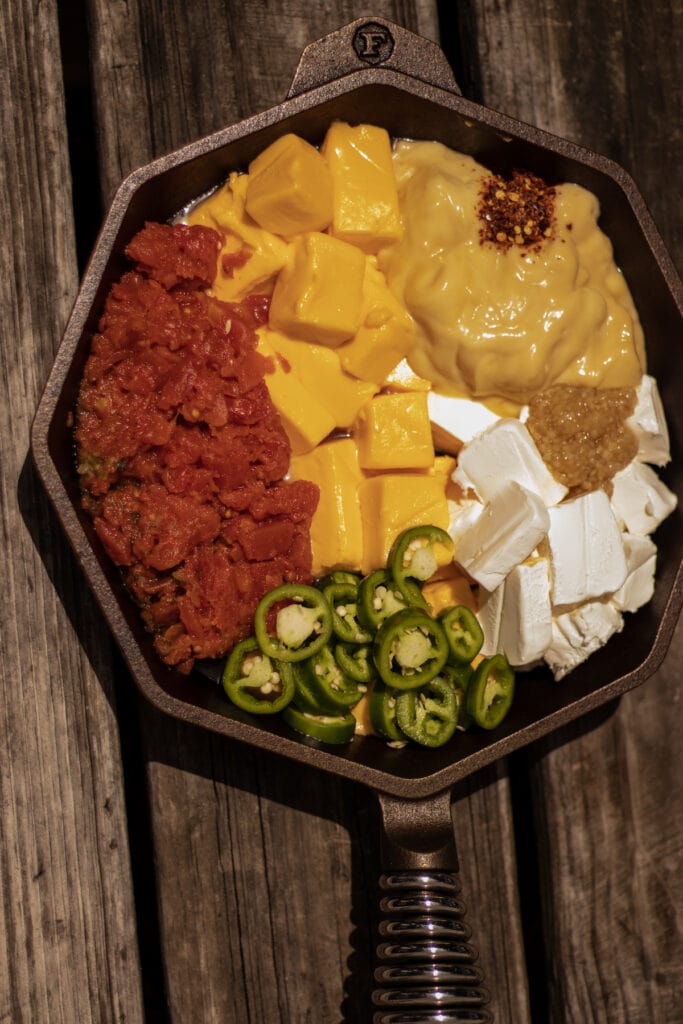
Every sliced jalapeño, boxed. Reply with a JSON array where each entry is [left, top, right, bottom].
[[466, 654, 515, 730], [395, 674, 459, 748], [387, 525, 454, 610], [439, 605, 484, 665], [254, 583, 332, 663], [282, 705, 356, 745], [222, 637, 295, 715], [373, 608, 449, 690]]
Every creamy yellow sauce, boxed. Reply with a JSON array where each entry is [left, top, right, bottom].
[[379, 141, 645, 404]]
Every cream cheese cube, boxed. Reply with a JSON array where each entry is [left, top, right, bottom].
[[477, 583, 505, 657], [611, 533, 657, 613], [428, 393, 500, 452], [447, 497, 484, 546], [499, 559, 552, 667], [628, 374, 671, 466], [547, 490, 627, 607], [610, 460, 677, 536], [452, 419, 567, 506], [544, 601, 624, 680], [454, 481, 550, 591]]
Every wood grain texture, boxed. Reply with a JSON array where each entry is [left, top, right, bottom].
[[83, 1, 528, 1020], [449, 1, 683, 1019], [452, 763, 532, 1022], [1, 3, 144, 1022]]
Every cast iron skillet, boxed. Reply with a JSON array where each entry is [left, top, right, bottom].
[[32, 16, 683, 1022]]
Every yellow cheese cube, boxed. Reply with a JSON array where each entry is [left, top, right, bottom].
[[289, 439, 365, 576], [269, 232, 365, 346], [266, 331, 377, 429], [351, 690, 374, 736], [244, 134, 333, 237], [186, 172, 290, 300], [322, 122, 402, 253], [338, 259, 415, 382], [359, 474, 449, 573], [429, 455, 463, 501], [356, 393, 434, 471], [256, 334, 335, 455], [423, 567, 477, 616], [383, 357, 432, 392]]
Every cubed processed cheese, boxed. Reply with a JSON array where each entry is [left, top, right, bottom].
[[256, 334, 335, 455], [266, 332, 377, 429], [186, 172, 290, 301], [338, 258, 415, 382], [269, 232, 365, 346], [383, 357, 432, 392], [245, 134, 333, 237], [423, 566, 477, 616], [322, 122, 402, 253], [289, 438, 365, 576], [355, 392, 434, 470], [430, 455, 462, 501], [359, 474, 449, 573]]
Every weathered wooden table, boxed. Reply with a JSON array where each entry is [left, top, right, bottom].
[[5, 1, 682, 1021]]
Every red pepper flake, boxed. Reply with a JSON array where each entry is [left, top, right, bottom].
[[478, 170, 556, 252]]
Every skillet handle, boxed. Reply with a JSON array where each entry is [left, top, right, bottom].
[[372, 790, 493, 1024], [286, 17, 461, 99]]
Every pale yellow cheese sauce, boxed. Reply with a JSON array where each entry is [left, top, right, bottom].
[[379, 140, 645, 404]]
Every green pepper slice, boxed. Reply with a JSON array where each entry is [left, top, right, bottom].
[[357, 569, 408, 631], [317, 569, 362, 589], [282, 705, 356, 744], [445, 663, 474, 731], [395, 675, 459, 748], [334, 642, 376, 684], [288, 661, 324, 714], [222, 637, 295, 715], [322, 582, 372, 645], [373, 608, 449, 690], [369, 680, 404, 741], [439, 605, 484, 665], [387, 525, 454, 610], [466, 654, 515, 730], [300, 646, 365, 711], [254, 583, 332, 662]]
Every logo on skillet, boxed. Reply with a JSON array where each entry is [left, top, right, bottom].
[[353, 22, 395, 66]]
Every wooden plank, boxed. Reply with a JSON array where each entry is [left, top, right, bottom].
[[0, 4, 145, 1022], [449, 0, 683, 1018], [530, 623, 683, 1022], [84, 1, 530, 1020]]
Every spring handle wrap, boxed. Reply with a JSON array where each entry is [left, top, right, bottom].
[[371, 870, 492, 1024]]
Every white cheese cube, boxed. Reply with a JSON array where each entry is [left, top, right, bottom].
[[428, 392, 500, 451], [547, 490, 627, 607], [610, 460, 677, 536], [454, 481, 550, 591], [499, 559, 553, 667], [452, 418, 567, 507], [476, 583, 505, 657], [447, 497, 484, 546], [628, 374, 671, 466], [544, 601, 624, 680], [611, 533, 657, 613]]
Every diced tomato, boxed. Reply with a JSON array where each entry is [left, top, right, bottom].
[[76, 222, 317, 672], [126, 222, 221, 290]]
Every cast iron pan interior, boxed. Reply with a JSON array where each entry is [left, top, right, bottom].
[[32, 17, 683, 800]]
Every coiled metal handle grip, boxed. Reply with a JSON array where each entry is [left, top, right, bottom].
[[374, 794, 492, 1023]]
